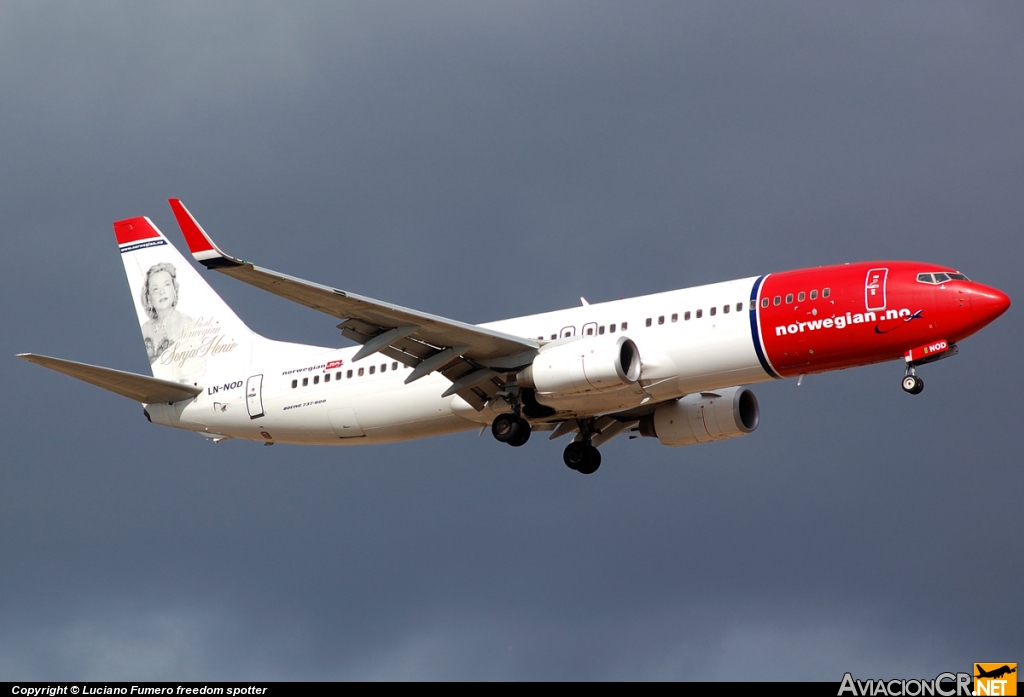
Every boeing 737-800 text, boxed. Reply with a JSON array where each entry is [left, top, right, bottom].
[[18, 200, 1011, 474]]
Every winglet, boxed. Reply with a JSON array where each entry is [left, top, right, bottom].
[[168, 199, 243, 269]]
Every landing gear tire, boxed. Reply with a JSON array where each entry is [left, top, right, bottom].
[[491, 413, 531, 446], [577, 448, 601, 475], [563, 441, 601, 475], [491, 413, 519, 442], [902, 375, 924, 395], [507, 419, 531, 447]]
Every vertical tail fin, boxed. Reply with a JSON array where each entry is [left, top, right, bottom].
[[114, 216, 254, 383]]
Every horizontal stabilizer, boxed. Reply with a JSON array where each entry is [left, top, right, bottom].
[[17, 353, 202, 404]]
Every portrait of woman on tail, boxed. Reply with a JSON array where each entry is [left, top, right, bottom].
[[140, 262, 193, 362]]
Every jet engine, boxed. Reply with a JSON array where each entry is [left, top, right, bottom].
[[516, 335, 642, 398], [638, 386, 759, 447]]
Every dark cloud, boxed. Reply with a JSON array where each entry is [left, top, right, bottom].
[[2, 1, 1021, 680]]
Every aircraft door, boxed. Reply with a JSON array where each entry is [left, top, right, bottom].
[[865, 268, 888, 312], [246, 374, 265, 419]]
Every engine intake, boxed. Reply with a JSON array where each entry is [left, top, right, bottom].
[[517, 335, 641, 398], [638, 386, 759, 447]]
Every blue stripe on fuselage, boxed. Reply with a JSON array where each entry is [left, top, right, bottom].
[[749, 275, 781, 379]]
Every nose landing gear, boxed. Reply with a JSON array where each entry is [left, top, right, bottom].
[[901, 367, 924, 395], [900, 341, 958, 395]]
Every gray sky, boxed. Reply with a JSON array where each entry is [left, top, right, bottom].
[[2, 1, 1021, 680]]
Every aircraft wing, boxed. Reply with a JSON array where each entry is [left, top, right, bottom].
[[17, 353, 202, 404], [169, 200, 539, 409]]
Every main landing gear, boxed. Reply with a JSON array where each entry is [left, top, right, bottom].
[[491, 412, 531, 447], [490, 412, 602, 475], [563, 440, 601, 475], [901, 367, 924, 395]]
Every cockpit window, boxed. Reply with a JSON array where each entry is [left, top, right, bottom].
[[918, 271, 969, 284]]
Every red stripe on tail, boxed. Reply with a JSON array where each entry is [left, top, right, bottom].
[[113, 217, 161, 245]]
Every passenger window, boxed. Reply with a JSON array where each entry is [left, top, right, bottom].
[[696, 309, 703, 318], [723, 304, 730, 314], [684, 311, 691, 320], [798, 292, 805, 302], [774, 296, 781, 306], [291, 379, 297, 389], [347, 370, 353, 378], [380, 363, 386, 373], [823, 288, 830, 298], [786, 294, 793, 304], [336, 372, 342, 380], [810, 290, 818, 300], [369, 365, 375, 374], [358, 368, 364, 377], [645, 318, 652, 327], [658, 316, 665, 325], [598, 326, 605, 335], [710, 306, 717, 316], [609, 324, 616, 333], [302, 378, 308, 387], [551, 334, 557, 340], [586, 327, 593, 335], [324, 373, 330, 382], [621, 321, 628, 330], [737, 303, 744, 312], [392, 362, 399, 370], [671, 313, 678, 322], [761, 298, 769, 308], [313, 375, 319, 384]]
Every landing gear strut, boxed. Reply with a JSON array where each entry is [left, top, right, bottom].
[[902, 367, 924, 395], [563, 440, 601, 475], [491, 412, 531, 447]]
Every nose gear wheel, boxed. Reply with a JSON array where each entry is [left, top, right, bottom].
[[902, 374, 924, 394]]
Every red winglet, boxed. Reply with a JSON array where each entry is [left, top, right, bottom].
[[168, 198, 215, 254], [113, 217, 162, 245]]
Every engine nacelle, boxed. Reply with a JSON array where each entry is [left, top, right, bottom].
[[638, 386, 759, 447], [517, 335, 642, 398]]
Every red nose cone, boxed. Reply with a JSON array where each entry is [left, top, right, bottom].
[[971, 283, 1011, 324]]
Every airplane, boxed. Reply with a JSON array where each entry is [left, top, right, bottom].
[[18, 200, 1011, 475]]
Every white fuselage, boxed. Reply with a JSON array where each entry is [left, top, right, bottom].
[[146, 276, 771, 445]]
